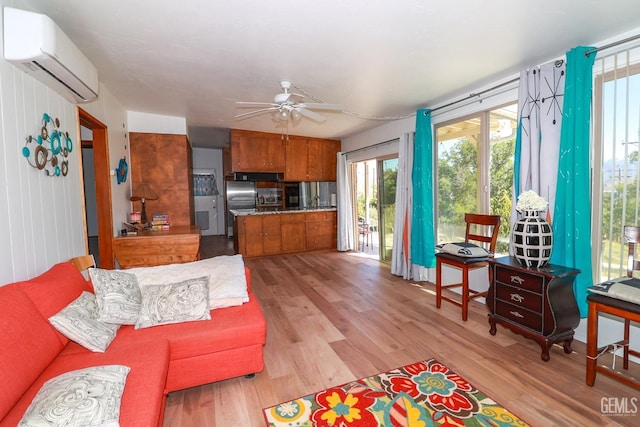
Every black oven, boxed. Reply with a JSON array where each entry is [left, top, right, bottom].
[[284, 183, 300, 208]]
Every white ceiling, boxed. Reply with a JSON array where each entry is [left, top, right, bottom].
[[20, 0, 640, 148]]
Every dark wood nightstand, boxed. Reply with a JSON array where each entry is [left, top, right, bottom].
[[487, 256, 580, 361]]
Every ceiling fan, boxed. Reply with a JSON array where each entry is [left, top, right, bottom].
[[234, 81, 343, 126]]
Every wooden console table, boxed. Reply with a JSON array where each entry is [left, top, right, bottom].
[[486, 256, 580, 361], [113, 225, 201, 269]]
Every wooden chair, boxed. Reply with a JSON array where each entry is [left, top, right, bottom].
[[586, 225, 640, 390], [69, 254, 96, 271], [435, 213, 501, 321]]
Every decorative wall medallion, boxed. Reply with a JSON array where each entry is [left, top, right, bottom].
[[116, 157, 128, 184], [22, 113, 73, 177]]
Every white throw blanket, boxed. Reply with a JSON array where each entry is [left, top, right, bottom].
[[126, 254, 249, 309]]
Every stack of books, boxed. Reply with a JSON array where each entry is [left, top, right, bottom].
[[151, 213, 170, 231]]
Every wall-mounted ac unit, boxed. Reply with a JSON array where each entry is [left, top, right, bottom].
[[3, 7, 99, 103]]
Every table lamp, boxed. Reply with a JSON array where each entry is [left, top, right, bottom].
[[130, 183, 158, 224]]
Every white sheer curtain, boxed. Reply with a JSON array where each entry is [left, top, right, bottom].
[[336, 152, 355, 251], [391, 133, 414, 278]]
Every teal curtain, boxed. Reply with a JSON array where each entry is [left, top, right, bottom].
[[411, 109, 436, 268], [550, 46, 596, 317], [513, 122, 523, 201]]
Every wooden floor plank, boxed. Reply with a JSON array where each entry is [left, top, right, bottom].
[[164, 247, 640, 427]]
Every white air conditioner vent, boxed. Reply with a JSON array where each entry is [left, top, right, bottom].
[[3, 7, 99, 103]]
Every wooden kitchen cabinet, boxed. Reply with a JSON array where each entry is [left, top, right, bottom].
[[239, 214, 282, 257], [230, 129, 339, 180], [307, 138, 340, 181], [280, 213, 306, 252], [230, 129, 285, 172], [284, 136, 341, 181], [234, 210, 336, 256], [284, 136, 309, 181], [486, 256, 580, 361], [130, 133, 194, 227], [305, 211, 337, 251], [222, 147, 232, 178]]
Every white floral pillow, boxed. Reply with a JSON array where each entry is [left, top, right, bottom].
[[49, 292, 120, 352], [89, 268, 141, 325], [135, 276, 211, 329], [19, 365, 129, 427]]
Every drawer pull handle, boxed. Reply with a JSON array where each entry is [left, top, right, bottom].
[[510, 293, 524, 303], [510, 275, 525, 285], [510, 310, 524, 318]]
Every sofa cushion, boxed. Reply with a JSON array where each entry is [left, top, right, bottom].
[[49, 292, 120, 352], [135, 276, 211, 329], [0, 286, 65, 421], [18, 262, 93, 346], [112, 293, 266, 361], [1, 341, 171, 427], [18, 365, 130, 427], [89, 268, 141, 325]]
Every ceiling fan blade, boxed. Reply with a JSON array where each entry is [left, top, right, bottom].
[[235, 101, 278, 108], [298, 103, 343, 111], [234, 107, 278, 120], [297, 108, 327, 123]]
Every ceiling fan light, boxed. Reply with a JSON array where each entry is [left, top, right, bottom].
[[291, 109, 301, 121], [279, 109, 289, 120]]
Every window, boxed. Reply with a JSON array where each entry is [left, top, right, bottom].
[[593, 47, 640, 281], [435, 104, 517, 254]]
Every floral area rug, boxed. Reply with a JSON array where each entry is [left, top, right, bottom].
[[263, 358, 529, 426]]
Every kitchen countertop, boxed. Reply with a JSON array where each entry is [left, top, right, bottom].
[[230, 207, 337, 216]]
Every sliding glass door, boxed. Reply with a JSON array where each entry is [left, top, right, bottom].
[[354, 156, 398, 262], [378, 158, 398, 262]]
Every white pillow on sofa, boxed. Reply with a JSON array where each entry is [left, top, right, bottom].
[[49, 292, 119, 352], [19, 365, 129, 427], [135, 276, 211, 329], [89, 268, 141, 325]]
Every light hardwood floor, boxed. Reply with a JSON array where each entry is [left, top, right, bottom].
[[164, 249, 640, 427]]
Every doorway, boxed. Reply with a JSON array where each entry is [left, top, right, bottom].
[[78, 109, 114, 269], [378, 157, 398, 262], [354, 156, 398, 261]]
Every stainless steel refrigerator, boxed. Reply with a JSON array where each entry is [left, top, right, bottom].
[[225, 180, 256, 237]]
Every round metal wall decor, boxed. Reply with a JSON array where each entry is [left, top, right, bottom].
[[22, 113, 73, 177]]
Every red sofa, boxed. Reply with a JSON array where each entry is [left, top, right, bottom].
[[0, 261, 266, 427]]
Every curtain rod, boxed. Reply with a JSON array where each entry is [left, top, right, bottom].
[[341, 138, 398, 156], [427, 76, 520, 115], [585, 33, 640, 57]]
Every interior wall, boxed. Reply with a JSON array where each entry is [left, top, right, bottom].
[[127, 111, 187, 134], [0, 0, 129, 285]]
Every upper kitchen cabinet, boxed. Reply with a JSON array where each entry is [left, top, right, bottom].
[[231, 129, 285, 172], [284, 136, 309, 181], [307, 137, 340, 181], [130, 132, 194, 227], [284, 136, 341, 181]]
